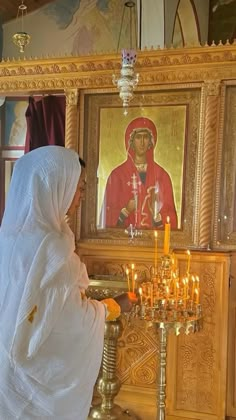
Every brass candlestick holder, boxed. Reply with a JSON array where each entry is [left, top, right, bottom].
[[89, 319, 123, 419], [133, 253, 203, 420], [89, 317, 138, 420]]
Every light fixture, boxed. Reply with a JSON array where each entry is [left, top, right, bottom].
[[113, 1, 139, 115], [12, 1, 31, 53]]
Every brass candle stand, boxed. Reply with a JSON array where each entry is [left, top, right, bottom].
[[133, 253, 203, 420], [89, 316, 138, 420], [89, 319, 123, 419]]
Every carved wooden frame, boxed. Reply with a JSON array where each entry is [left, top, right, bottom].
[[79, 86, 202, 249]]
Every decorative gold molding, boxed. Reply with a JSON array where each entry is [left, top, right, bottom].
[[204, 80, 221, 96], [65, 88, 79, 107], [0, 44, 236, 93]]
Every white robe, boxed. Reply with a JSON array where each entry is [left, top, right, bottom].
[[0, 146, 105, 419]]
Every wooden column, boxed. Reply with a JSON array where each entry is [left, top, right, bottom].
[[199, 81, 221, 248], [64, 88, 79, 234], [65, 88, 79, 151]]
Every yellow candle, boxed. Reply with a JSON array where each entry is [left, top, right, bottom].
[[133, 273, 137, 293], [139, 287, 143, 305], [154, 230, 158, 274], [195, 288, 199, 304], [191, 275, 195, 301], [187, 250, 191, 275], [163, 216, 170, 255], [131, 263, 135, 292], [126, 268, 130, 292], [186, 277, 189, 300]]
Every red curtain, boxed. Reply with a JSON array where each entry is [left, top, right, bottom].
[[24, 95, 66, 153]]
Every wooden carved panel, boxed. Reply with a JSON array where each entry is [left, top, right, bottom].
[[80, 243, 230, 419]]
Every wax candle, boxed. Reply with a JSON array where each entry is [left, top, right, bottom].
[[139, 287, 143, 305], [133, 273, 137, 293], [126, 268, 130, 292], [131, 263, 135, 292], [154, 230, 158, 274], [195, 288, 199, 304], [191, 275, 195, 301], [163, 216, 170, 255], [187, 250, 191, 275], [186, 277, 189, 300]]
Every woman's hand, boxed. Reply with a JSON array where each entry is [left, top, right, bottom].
[[114, 292, 138, 313]]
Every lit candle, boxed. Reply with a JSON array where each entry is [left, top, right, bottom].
[[154, 230, 158, 274], [131, 263, 135, 292], [196, 276, 200, 301], [185, 277, 189, 300], [126, 268, 130, 292], [195, 288, 199, 304], [133, 273, 137, 293], [191, 275, 195, 301], [163, 216, 170, 255], [187, 250, 191, 275], [139, 287, 143, 305]]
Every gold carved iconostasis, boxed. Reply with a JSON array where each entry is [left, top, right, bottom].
[[0, 45, 236, 419]]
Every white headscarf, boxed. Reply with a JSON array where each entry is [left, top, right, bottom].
[[0, 145, 89, 363]]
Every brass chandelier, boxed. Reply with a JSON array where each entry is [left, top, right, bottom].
[[12, 1, 31, 53]]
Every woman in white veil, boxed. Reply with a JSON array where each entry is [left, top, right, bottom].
[[0, 145, 136, 419]]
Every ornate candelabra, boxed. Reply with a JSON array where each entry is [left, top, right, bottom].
[[133, 253, 202, 420]]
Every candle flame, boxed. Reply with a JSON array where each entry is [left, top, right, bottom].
[[187, 250, 191, 256], [166, 216, 170, 223], [139, 287, 142, 295], [134, 273, 138, 280], [131, 263, 135, 269], [154, 230, 158, 238], [126, 268, 129, 275]]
